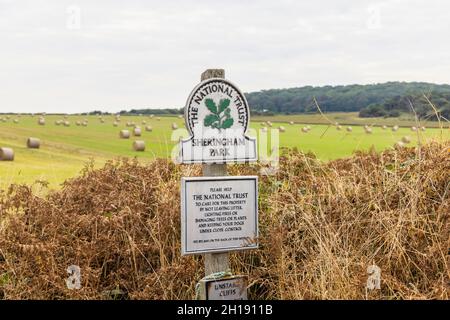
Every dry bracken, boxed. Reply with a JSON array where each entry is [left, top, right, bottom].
[[0, 141, 448, 300]]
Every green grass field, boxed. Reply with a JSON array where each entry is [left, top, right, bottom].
[[252, 112, 446, 127], [0, 114, 448, 189]]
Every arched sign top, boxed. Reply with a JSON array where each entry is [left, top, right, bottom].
[[181, 78, 257, 164], [184, 78, 251, 136]]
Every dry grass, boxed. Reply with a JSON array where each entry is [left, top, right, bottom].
[[0, 141, 448, 300]]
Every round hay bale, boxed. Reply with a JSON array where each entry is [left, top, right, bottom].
[[150, 114, 154, 118], [82, 121, 88, 127], [336, 125, 342, 131], [172, 123, 179, 130], [411, 126, 417, 132], [100, 119, 105, 123], [301, 127, 309, 133], [382, 125, 387, 130], [27, 137, 40, 149], [133, 140, 145, 152], [6, 115, 10, 119], [178, 115, 183, 119], [306, 125, 311, 130], [289, 121, 294, 125], [120, 130, 130, 139], [13, 119, 19, 124], [420, 126, 426, 131], [401, 136, 411, 144], [38, 118, 45, 125], [260, 122, 265, 126], [392, 125, 399, 132], [267, 121, 273, 127], [145, 125, 153, 132], [0, 147, 14, 161], [156, 117, 161, 121], [64, 121, 70, 127], [55, 120, 61, 126], [278, 126, 286, 132], [142, 120, 146, 125], [76, 121, 81, 126], [365, 127, 373, 134], [133, 127, 142, 136], [113, 122, 119, 127], [346, 126, 352, 132]]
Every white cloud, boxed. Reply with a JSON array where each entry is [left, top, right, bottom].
[[0, 0, 449, 113]]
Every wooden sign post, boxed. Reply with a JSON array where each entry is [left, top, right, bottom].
[[180, 69, 258, 300], [202, 69, 229, 275]]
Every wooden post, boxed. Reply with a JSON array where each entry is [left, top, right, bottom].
[[201, 69, 230, 275]]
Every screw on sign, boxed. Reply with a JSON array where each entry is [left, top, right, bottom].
[[180, 69, 258, 300]]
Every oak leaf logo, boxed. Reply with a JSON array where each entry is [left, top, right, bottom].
[[203, 98, 233, 130]]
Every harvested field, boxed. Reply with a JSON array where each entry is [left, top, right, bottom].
[[0, 114, 447, 188]]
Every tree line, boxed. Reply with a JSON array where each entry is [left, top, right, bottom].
[[245, 82, 450, 120], [87, 82, 450, 120], [359, 92, 450, 120]]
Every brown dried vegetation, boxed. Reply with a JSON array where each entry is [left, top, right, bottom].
[[0, 142, 448, 299]]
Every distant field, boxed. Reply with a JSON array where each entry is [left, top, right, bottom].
[[0, 114, 448, 189], [253, 112, 448, 127]]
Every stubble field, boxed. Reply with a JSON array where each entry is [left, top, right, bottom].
[[0, 113, 448, 189]]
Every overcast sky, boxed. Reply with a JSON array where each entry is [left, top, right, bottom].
[[1, 0, 449, 113]]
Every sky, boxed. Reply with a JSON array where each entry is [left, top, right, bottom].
[[1, 0, 449, 113]]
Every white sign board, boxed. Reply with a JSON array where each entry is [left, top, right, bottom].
[[181, 176, 258, 255], [181, 78, 257, 164], [203, 276, 248, 300]]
